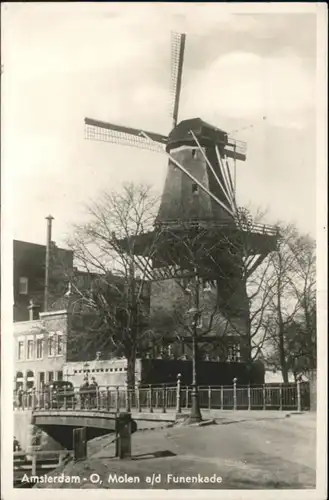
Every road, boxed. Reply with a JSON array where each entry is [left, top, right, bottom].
[[32, 412, 316, 490]]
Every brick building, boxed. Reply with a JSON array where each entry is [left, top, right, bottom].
[[13, 239, 73, 322], [14, 309, 69, 391]]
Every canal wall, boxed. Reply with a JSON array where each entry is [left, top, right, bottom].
[[14, 410, 64, 455]]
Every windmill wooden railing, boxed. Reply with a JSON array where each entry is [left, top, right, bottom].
[[154, 219, 279, 237]]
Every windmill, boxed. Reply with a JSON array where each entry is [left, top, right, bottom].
[[84, 32, 278, 363], [85, 32, 247, 228]]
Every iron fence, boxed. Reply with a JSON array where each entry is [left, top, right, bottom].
[[13, 381, 310, 413]]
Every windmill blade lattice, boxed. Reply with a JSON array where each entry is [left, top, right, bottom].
[[84, 118, 167, 154], [169, 32, 186, 127]]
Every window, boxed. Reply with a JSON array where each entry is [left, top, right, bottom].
[[18, 341, 24, 360], [57, 371, 63, 381], [227, 342, 241, 362], [48, 336, 54, 356], [38, 372, 45, 389], [19, 277, 28, 295], [192, 314, 203, 330], [36, 338, 44, 359], [57, 334, 63, 355], [26, 370, 34, 389], [202, 280, 213, 292], [16, 371, 24, 390], [192, 183, 199, 194], [48, 371, 54, 383], [27, 340, 34, 359]]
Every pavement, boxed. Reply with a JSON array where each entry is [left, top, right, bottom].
[[31, 411, 316, 490]]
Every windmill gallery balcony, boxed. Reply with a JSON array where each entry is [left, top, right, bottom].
[[116, 218, 278, 259]]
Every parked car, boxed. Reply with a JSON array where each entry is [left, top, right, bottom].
[[44, 381, 76, 409]]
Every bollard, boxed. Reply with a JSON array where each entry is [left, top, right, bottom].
[[116, 413, 132, 459], [175, 374, 181, 414], [220, 386, 224, 410], [233, 382, 236, 411], [297, 380, 301, 412]]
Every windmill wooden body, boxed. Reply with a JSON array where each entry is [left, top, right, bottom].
[[84, 32, 278, 363]]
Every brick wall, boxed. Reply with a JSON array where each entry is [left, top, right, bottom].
[[150, 276, 249, 361], [14, 240, 73, 322]]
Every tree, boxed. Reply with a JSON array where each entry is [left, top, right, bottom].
[[264, 225, 316, 382], [228, 206, 279, 363], [65, 183, 162, 388]]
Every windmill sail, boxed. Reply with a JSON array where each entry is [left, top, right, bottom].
[[169, 32, 186, 128], [84, 118, 167, 153]]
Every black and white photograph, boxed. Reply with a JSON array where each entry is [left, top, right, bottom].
[[1, 2, 327, 499]]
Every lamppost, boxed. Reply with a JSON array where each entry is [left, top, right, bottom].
[[186, 270, 211, 423], [189, 309, 202, 422]]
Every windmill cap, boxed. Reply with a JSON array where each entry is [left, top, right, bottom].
[[167, 118, 228, 151]]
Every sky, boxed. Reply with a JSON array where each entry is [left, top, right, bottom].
[[2, 3, 322, 248]]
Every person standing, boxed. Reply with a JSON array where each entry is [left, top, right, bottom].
[[89, 376, 99, 409], [79, 376, 89, 409]]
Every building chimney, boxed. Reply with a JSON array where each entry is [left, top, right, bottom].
[[44, 215, 54, 312], [28, 299, 40, 321]]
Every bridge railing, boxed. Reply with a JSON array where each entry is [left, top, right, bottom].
[[13, 381, 309, 413], [14, 449, 73, 482], [12, 385, 178, 413]]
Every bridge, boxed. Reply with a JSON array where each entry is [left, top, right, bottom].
[[30, 409, 134, 449], [14, 385, 178, 455], [13, 382, 308, 451]]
